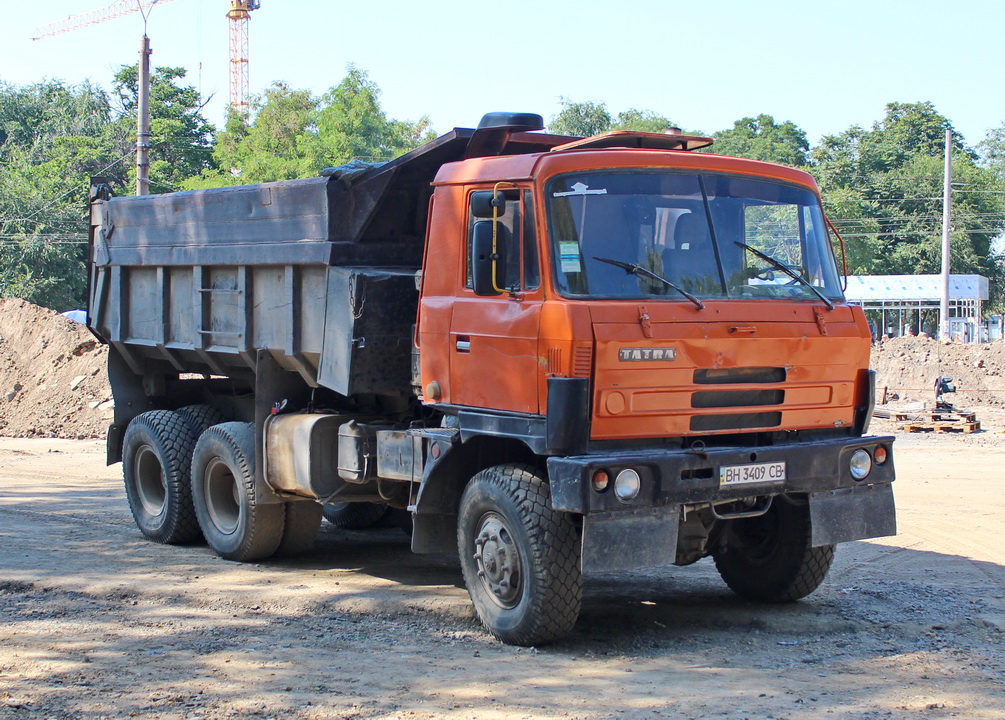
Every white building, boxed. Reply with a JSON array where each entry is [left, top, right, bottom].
[[843, 274, 993, 342]]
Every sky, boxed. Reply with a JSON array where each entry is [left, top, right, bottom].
[[3, 0, 1005, 149]]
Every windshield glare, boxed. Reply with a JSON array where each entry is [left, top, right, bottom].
[[547, 171, 843, 302]]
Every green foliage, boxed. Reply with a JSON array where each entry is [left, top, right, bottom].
[[189, 82, 321, 187], [549, 100, 679, 137], [0, 79, 109, 155], [186, 66, 434, 189], [548, 99, 613, 137], [612, 108, 677, 134], [317, 65, 435, 166], [813, 102, 1005, 309], [0, 80, 114, 311], [710, 114, 809, 166], [978, 123, 1005, 179], [111, 65, 215, 193]]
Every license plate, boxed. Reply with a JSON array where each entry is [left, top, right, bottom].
[[719, 461, 786, 486]]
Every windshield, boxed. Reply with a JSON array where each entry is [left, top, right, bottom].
[[547, 171, 843, 302]]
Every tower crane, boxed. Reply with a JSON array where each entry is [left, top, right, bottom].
[[227, 0, 260, 114], [36, 0, 261, 113]]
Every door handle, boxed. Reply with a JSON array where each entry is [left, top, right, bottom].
[[456, 336, 471, 353]]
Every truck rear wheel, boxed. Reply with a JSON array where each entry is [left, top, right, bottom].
[[176, 404, 225, 437], [275, 501, 323, 557], [122, 410, 202, 544], [713, 496, 835, 602], [457, 464, 582, 646], [191, 422, 284, 562]]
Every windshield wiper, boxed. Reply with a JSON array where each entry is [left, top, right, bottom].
[[734, 242, 834, 311], [592, 256, 705, 310]]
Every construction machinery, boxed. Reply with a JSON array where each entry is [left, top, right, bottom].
[[87, 113, 897, 645]]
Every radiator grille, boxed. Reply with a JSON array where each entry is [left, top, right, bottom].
[[692, 389, 784, 408], [690, 412, 782, 432], [694, 367, 786, 385]]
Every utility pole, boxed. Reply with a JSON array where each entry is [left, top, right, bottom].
[[939, 129, 952, 340], [136, 34, 152, 196]]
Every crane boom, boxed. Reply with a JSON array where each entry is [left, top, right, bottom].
[[32, 0, 179, 40]]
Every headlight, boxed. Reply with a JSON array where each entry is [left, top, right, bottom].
[[849, 449, 872, 480], [614, 468, 642, 503]]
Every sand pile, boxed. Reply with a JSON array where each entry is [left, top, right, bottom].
[[871, 334, 1005, 409], [0, 299, 112, 439]]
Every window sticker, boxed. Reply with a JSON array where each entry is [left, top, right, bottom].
[[553, 182, 608, 197], [560, 241, 582, 273]]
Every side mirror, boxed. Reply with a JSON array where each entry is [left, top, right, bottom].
[[471, 191, 506, 219], [471, 221, 503, 296]]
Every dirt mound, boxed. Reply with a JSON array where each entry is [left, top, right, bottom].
[[871, 334, 1005, 409], [0, 299, 111, 439]]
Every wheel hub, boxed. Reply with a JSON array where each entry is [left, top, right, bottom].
[[204, 457, 241, 535], [133, 444, 167, 517], [473, 513, 521, 608]]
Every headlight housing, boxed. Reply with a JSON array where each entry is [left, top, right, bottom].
[[614, 468, 642, 503], [849, 449, 872, 480]]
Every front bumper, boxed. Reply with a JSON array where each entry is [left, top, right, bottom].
[[547, 434, 895, 514], [547, 435, 896, 574]]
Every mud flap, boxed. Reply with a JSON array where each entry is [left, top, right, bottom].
[[582, 507, 680, 573], [809, 484, 896, 546]]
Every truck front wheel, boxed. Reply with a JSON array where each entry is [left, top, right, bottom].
[[457, 464, 582, 646], [121, 410, 201, 544], [191, 422, 284, 562], [713, 495, 835, 602]]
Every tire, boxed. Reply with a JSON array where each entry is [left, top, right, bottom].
[[457, 464, 582, 646], [275, 501, 323, 557], [322, 501, 388, 529], [713, 495, 835, 602], [175, 404, 225, 437], [121, 410, 202, 544], [191, 422, 284, 562]]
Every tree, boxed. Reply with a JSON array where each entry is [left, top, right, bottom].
[[549, 100, 682, 137], [0, 79, 109, 158], [813, 102, 1005, 309], [612, 108, 677, 134], [185, 67, 434, 189], [710, 114, 809, 166], [978, 123, 1005, 179], [111, 65, 215, 193], [548, 99, 612, 137], [316, 65, 434, 166], [0, 80, 114, 310], [188, 82, 321, 187]]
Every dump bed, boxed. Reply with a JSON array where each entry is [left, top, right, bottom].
[[87, 152, 441, 397]]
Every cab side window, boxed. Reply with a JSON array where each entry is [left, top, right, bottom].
[[466, 189, 539, 292]]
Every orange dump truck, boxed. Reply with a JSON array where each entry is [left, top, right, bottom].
[[88, 112, 895, 645]]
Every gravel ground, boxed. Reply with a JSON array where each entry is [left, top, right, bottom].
[[1, 419, 1004, 720]]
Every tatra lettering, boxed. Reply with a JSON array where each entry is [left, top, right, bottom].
[[619, 347, 677, 362]]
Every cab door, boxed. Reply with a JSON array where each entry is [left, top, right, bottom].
[[448, 188, 543, 415]]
